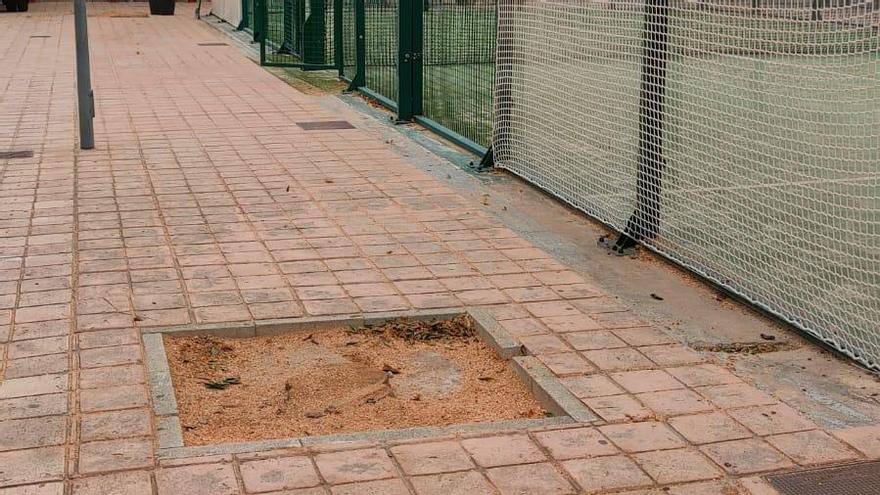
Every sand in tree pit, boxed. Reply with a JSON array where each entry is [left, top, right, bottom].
[[165, 316, 546, 445]]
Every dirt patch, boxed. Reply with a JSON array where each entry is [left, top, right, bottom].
[[693, 341, 798, 354], [164, 316, 546, 445]]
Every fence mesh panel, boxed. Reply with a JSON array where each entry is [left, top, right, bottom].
[[494, 0, 880, 370], [424, 0, 496, 147], [364, 0, 399, 103], [263, 0, 336, 66]]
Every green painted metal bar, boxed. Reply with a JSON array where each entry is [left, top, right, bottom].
[[396, 0, 423, 121], [347, 0, 366, 89], [413, 116, 486, 156], [334, 0, 344, 74]]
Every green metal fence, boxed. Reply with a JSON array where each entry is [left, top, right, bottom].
[[258, 0, 496, 154]]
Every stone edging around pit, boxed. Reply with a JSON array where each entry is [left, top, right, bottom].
[[142, 308, 599, 459]]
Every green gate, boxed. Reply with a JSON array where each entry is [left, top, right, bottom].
[[257, 0, 342, 69]]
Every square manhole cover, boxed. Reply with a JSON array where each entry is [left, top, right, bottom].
[[0, 150, 33, 159], [766, 461, 880, 495], [296, 120, 356, 131], [143, 309, 596, 456]]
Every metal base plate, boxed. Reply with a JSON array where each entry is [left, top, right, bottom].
[[766, 461, 880, 495], [296, 121, 355, 131]]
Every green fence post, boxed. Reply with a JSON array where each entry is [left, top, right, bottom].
[[237, 0, 248, 29], [397, 0, 423, 121], [257, 0, 267, 62], [347, 0, 366, 89], [334, 0, 343, 74]]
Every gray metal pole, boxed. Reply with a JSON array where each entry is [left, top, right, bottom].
[[74, 0, 94, 150]]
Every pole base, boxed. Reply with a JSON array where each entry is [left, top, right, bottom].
[[598, 233, 638, 256]]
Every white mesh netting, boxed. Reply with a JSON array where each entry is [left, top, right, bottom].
[[493, 0, 880, 370]]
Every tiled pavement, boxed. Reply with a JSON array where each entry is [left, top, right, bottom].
[[1, 3, 879, 494]]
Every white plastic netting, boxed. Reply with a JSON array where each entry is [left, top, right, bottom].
[[493, 0, 880, 370]]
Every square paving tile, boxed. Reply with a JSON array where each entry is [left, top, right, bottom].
[[766, 430, 859, 465], [561, 375, 623, 398], [668, 412, 752, 444], [410, 471, 496, 495], [461, 434, 546, 467], [610, 370, 684, 394], [698, 383, 777, 409], [562, 455, 653, 494], [314, 448, 397, 484], [534, 427, 619, 460], [390, 441, 474, 475], [637, 389, 714, 416], [77, 438, 153, 474], [239, 456, 320, 492], [728, 404, 817, 436], [633, 448, 722, 484], [831, 425, 880, 458], [599, 422, 685, 453], [582, 394, 654, 422], [0, 446, 65, 487], [538, 353, 596, 376], [71, 471, 153, 495], [666, 364, 741, 387], [486, 463, 575, 495], [330, 479, 410, 495], [155, 463, 239, 495], [582, 348, 653, 371], [700, 438, 794, 475]]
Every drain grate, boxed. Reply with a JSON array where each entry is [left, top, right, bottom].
[[296, 120, 355, 131], [198, 42, 228, 46], [0, 150, 34, 159], [766, 461, 880, 495]]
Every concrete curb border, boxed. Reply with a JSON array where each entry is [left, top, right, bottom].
[[143, 308, 598, 458]]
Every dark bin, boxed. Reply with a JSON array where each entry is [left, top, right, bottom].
[[149, 0, 175, 15]]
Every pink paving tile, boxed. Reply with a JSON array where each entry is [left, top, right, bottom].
[[498, 318, 547, 337], [766, 430, 860, 465], [314, 448, 397, 484], [0, 446, 65, 486], [330, 479, 410, 495], [518, 334, 571, 355], [582, 394, 654, 422], [668, 412, 752, 445], [302, 298, 360, 316], [562, 455, 653, 494], [542, 314, 603, 333], [155, 464, 239, 495], [524, 301, 582, 318], [563, 331, 627, 351], [79, 344, 142, 369], [71, 471, 152, 495], [79, 384, 148, 413], [599, 422, 685, 453], [461, 434, 546, 467], [609, 370, 684, 394], [0, 416, 65, 451], [612, 327, 675, 346], [636, 389, 714, 416], [538, 353, 596, 376], [831, 425, 880, 458], [666, 364, 741, 387], [534, 427, 619, 460], [727, 403, 817, 436], [638, 345, 706, 367], [77, 438, 153, 474], [390, 441, 473, 475], [582, 348, 654, 371], [633, 448, 722, 484], [80, 408, 151, 442], [562, 375, 624, 398], [410, 471, 496, 495], [485, 463, 575, 495], [700, 438, 794, 475], [698, 383, 777, 409], [239, 456, 320, 492]]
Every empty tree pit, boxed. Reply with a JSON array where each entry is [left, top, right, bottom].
[[163, 315, 547, 446]]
